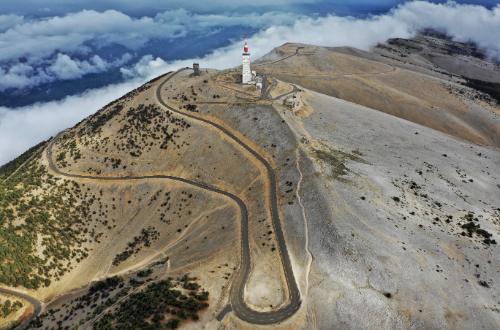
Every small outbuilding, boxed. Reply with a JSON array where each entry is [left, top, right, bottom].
[[193, 63, 200, 76]]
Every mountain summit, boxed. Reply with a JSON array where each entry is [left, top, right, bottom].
[[1, 33, 499, 329]]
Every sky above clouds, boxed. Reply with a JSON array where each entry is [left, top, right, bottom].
[[0, 1, 499, 164], [0, 0, 322, 16], [0, 0, 497, 16]]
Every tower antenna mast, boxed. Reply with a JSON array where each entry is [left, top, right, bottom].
[[241, 38, 252, 84]]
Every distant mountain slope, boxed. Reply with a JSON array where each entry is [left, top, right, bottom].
[[375, 30, 500, 84], [257, 35, 500, 148]]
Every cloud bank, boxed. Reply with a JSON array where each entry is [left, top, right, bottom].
[[240, 0, 500, 59], [0, 9, 299, 62], [0, 14, 23, 32], [0, 53, 132, 91], [1, 1, 499, 165], [0, 9, 299, 91]]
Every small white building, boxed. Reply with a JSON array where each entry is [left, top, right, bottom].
[[255, 75, 263, 90], [242, 41, 252, 84]]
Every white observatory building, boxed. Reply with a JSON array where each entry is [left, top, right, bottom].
[[242, 41, 252, 84]]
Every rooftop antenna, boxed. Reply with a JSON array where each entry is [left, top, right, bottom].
[[242, 33, 250, 55]]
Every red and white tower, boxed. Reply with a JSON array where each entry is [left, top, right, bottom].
[[242, 41, 252, 84]]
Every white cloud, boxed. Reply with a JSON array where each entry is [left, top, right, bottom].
[[47, 54, 111, 80], [237, 0, 500, 58], [2, 1, 500, 165], [153, 9, 300, 31], [393, 1, 500, 58], [0, 14, 23, 32], [47, 54, 93, 80], [0, 53, 132, 91], [2, 2, 498, 91], [0, 10, 155, 62], [0, 66, 34, 90], [0, 9, 300, 64], [1, 2, 499, 66], [120, 55, 168, 79], [0, 9, 301, 91]]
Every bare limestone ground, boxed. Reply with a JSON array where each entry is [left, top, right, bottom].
[[187, 66, 499, 328], [188, 79, 312, 329], [284, 90, 499, 329]]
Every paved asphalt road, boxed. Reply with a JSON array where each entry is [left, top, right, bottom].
[[156, 70, 301, 324], [0, 287, 42, 329], [4, 59, 301, 328]]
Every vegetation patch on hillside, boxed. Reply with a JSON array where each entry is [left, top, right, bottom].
[[70, 103, 192, 171], [0, 154, 106, 288], [112, 226, 160, 266], [464, 78, 500, 104], [0, 299, 23, 318], [94, 274, 209, 329], [29, 269, 208, 329]]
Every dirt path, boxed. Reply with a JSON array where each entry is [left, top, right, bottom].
[[0, 287, 42, 330]]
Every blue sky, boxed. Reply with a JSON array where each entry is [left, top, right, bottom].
[[0, 0, 499, 164], [0, 1, 498, 16]]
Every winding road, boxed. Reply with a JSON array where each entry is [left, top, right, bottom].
[[0, 287, 42, 330], [3, 44, 401, 327], [156, 69, 302, 324], [3, 62, 301, 327], [41, 68, 301, 325]]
